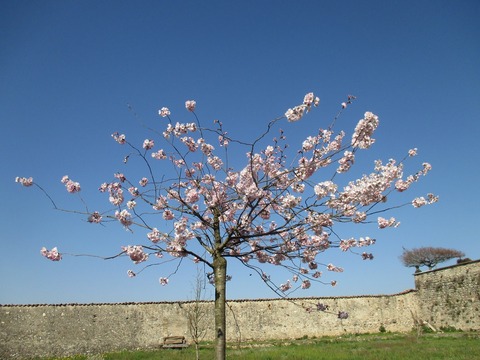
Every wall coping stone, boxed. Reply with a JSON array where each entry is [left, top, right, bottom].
[[0, 289, 417, 307], [413, 259, 480, 276]]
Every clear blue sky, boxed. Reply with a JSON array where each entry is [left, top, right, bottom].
[[1, 0, 479, 305]]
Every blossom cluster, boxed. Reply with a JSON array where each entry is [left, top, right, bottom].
[[412, 193, 439, 208], [339, 237, 376, 252], [111, 132, 126, 144], [99, 181, 125, 206], [351, 112, 379, 149], [88, 211, 102, 223], [115, 209, 133, 228], [395, 162, 432, 192], [61, 175, 81, 193], [15, 176, 33, 187], [40, 247, 61, 261], [159, 107, 170, 117], [377, 217, 400, 229], [284, 92, 320, 122], [122, 245, 148, 264], [162, 122, 197, 139]]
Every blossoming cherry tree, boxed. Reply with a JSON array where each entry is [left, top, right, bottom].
[[16, 92, 436, 360]]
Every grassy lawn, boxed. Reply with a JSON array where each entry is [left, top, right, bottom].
[[44, 332, 480, 360]]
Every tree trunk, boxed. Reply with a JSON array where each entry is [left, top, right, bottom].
[[213, 253, 227, 360], [195, 342, 200, 360]]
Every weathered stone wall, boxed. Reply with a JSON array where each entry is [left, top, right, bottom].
[[223, 292, 417, 342], [0, 291, 417, 359], [0, 301, 199, 359], [1, 260, 478, 359], [414, 259, 480, 330]]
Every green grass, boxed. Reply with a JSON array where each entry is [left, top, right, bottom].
[[44, 332, 480, 360]]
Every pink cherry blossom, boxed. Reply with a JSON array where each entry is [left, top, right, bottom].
[[316, 303, 329, 311], [114, 173, 126, 182], [181, 136, 198, 152], [303, 92, 315, 107], [362, 252, 374, 260], [301, 279, 311, 289], [207, 156, 223, 170], [153, 195, 168, 210], [40, 247, 61, 261], [281, 194, 301, 209], [395, 179, 411, 192], [358, 237, 375, 247], [337, 151, 355, 173], [422, 162, 432, 175], [285, 105, 305, 122], [109, 191, 124, 206], [127, 270, 136, 277], [147, 228, 164, 243], [291, 183, 305, 193], [102, 182, 124, 206], [143, 139, 154, 150], [88, 211, 102, 223], [279, 280, 292, 292], [353, 211, 367, 223], [377, 216, 400, 229], [199, 140, 215, 156], [185, 168, 196, 178], [173, 159, 186, 167], [115, 209, 133, 228], [151, 149, 167, 160], [351, 111, 379, 149], [15, 176, 33, 187], [408, 148, 418, 157], [62, 177, 81, 193], [327, 263, 344, 272], [159, 277, 169, 286], [66, 180, 80, 193], [163, 209, 175, 220], [185, 188, 199, 204], [163, 122, 197, 138], [412, 197, 427, 208], [218, 135, 229, 147], [122, 245, 148, 264], [193, 162, 203, 171], [302, 136, 318, 152], [338, 311, 349, 319], [159, 107, 170, 117], [111, 132, 126, 144], [427, 193, 439, 204], [139, 177, 148, 187], [339, 238, 357, 251], [128, 187, 139, 197], [314, 181, 337, 199], [185, 100, 196, 112]]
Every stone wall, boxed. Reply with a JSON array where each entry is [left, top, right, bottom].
[[1, 292, 417, 359], [414, 259, 480, 330], [1, 260, 478, 359]]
